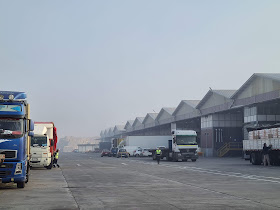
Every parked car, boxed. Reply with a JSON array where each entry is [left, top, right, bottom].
[[141, 148, 152, 157], [133, 148, 143, 157], [72, 149, 79, 153], [117, 148, 129, 158], [101, 149, 110, 157], [122, 146, 142, 157], [110, 147, 118, 157]]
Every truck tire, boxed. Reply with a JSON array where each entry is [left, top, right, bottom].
[[166, 154, 169, 161], [46, 161, 53, 170], [191, 159, 196, 162], [172, 153, 178, 162], [17, 181, 25, 188], [251, 153, 261, 165]]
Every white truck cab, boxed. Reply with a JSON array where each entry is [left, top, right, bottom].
[[30, 124, 53, 169]]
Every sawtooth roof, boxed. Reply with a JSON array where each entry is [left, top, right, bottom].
[[196, 89, 236, 109], [114, 125, 126, 132], [231, 73, 280, 99], [132, 117, 145, 127], [143, 113, 158, 124]]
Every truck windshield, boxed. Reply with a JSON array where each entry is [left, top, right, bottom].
[[31, 136, 48, 147], [0, 118, 23, 138], [176, 135, 197, 145]]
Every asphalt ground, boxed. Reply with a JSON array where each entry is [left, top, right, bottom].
[[1, 153, 280, 210]]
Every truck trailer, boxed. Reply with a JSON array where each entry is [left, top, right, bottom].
[[243, 125, 280, 165], [149, 130, 199, 162], [30, 122, 58, 169], [0, 91, 34, 188], [118, 136, 171, 149]]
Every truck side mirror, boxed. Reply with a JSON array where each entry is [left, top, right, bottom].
[[28, 131, 34, 137], [29, 120, 34, 131], [51, 140, 54, 146]]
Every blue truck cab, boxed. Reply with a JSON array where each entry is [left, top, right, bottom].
[[0, 91, 34, 188]]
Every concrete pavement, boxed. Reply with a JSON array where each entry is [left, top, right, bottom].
[[1, 153, 280, 209]]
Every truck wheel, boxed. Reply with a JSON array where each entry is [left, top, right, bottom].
[[17, 181, 25, 188], [166, 155, 169, 161], [191, 159, 196, 162], [172, 153, 178, 162], [47, 163, 53, 170], [251, 153, 261, 165]]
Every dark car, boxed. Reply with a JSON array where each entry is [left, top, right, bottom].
[[101, 149, 110, 157], [110, 148, 118, 157], [117, 148, 129, 158]]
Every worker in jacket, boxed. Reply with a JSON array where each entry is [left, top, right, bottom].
[[156, 148, 162, 164], [53, 149, 60, 168]]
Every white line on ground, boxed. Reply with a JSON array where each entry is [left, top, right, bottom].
[[128, 159, 280, 184], [77, 164, 81, 166], [121, 163, 127, 165]]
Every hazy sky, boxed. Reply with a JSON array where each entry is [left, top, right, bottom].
[[0, 1, 280, 137]]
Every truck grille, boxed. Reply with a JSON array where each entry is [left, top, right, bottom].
[[180, 149, 196, 153], [0, 163, 13, 168], [0, 170, 12, 178], [0, 150, 17, 159]]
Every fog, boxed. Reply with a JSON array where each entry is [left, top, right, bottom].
[[0, 0, 280, 137]]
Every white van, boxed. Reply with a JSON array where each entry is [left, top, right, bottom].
[[121, 146, 142, 157]]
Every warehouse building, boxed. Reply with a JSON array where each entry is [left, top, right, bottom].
[[100, 73, 280, 157]]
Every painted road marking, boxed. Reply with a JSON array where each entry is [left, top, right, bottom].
[[77, 164, 81, 166], [121, 163, 127, 165], [128, 159, 280, 184]]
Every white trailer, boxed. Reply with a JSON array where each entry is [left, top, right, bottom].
[[120, 136, 171, 149], [243, 138, 280, 165]]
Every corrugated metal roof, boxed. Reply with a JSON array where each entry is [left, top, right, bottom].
[[255, 73, 280, 82], [114, 125, 126, 131], [183, 100, 201, 108], [136, 117, 145, 123], [231, 73, 280, 99], [163, 107, 176, 115], [156, 108, 176, 121], [132, 117, 145, 127], [196, 89, 235, 109], [143, 113, 158, 124], [147, 113, 158, 119], [172, 100, 200, 116], [212, 90, 236, 98]]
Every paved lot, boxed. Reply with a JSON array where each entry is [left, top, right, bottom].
[[1, 153, 280, 209]]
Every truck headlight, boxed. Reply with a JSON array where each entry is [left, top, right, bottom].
[[15, 163, 22, 174]]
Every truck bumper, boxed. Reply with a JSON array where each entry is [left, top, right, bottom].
[[179, 153, 198, 160], [30, 157, 51, 167], [0, 160, 27, 183]]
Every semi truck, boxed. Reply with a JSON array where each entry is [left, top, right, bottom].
[[118, 136, 171, 149], [149, 130, 199, 162], [30, 122, 58, 169], [243, 125, 280, 165], [0, 91, 34, 188]]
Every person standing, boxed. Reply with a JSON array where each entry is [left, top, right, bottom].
[[156, 148, 162, 164], [263, 143, 272, 166], [53, 149, 60, 168]]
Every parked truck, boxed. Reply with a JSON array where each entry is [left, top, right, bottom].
[[243, 125, 280, 165], [0, 91, 34, 188], [149, 130, 199, 162], [118, 136, 171, 148], [30, 122, 57, 169]]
